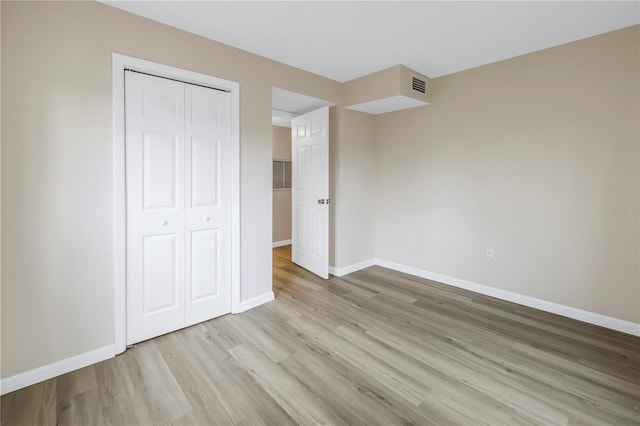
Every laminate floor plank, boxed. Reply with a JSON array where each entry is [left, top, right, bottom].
[[367, 323, 599, 425], [279, 342, 431, 426], [228, 342, 341, 425], [416, 300, 636, 377], [0, 380, 57, 426], [340, 273, 419, 304], [126, 340, 193, 423], [151, 332, 235, 426], [354, 269, 474, 306], [2, 245, 638, 425], [183, 323, 296, 426], [287, 316, 432, 406], [369, 265, 640, 355]]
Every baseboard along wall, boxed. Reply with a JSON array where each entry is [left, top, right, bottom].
[[329, 259, 376, 277], [239, 291, 275, 312], [330, 258, 640, 337], [0, 345, 115, 396], [272, 240, 292, 248]]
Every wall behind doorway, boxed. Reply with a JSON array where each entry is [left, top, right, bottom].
[[273, 125, 292, 244]]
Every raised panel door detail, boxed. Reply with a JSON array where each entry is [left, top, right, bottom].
[[311, 120, 321, 136], [297, 205, 307, 251], [311, 144, 321, 194], [143, 92, 178, 121], [143, 132, 177, 210], [297, 123, 306, 138], [310, 209, 321, 256], [191, 98, 220, 126], [190, 229, 218, 302], [143, 234, 179, 314], [191, 137, 219, 208], [297, 146, 308, 191]]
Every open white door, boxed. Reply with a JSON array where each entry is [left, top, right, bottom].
[[291, 106, 330, 279]]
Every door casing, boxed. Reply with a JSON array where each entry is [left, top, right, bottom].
[[112, 53, 241, 354]]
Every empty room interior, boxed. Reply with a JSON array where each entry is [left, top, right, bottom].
[[1, 1, 639, 425]]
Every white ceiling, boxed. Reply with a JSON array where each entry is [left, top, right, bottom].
[[272, 88, 335, 126], [272, 87, 334, 114], [103, 1, 638, 82]]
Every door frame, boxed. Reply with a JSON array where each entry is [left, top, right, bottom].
[[112, 53, 241, 355]]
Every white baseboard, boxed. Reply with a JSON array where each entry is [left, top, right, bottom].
[[239, 291, 275, 312], [329, 259, 376, 277], [272, 240, 292, 248], [0, 344, 115, 396], [374, 259, 640, 337]]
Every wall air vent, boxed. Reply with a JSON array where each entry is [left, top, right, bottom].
[[412, 76, 426, 94]]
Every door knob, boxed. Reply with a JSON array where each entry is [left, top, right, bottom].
[[160, 220, 168, 226], [204, 216, 211, 222]]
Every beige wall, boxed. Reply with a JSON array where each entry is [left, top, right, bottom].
[[272, 125, 292, 161], [2, 0, 637, 384], [342, 66, 402, 107], [332, 108, 376, 268], [374, 26, 640, 323], [272, 126, 292, 243], [0, 1, 340, 379]]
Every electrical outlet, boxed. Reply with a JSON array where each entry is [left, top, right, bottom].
[[485, 246, 494, 259], [408, 233, 415, 244]]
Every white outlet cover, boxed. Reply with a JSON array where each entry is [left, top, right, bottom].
[[485, 246, 494, 258]]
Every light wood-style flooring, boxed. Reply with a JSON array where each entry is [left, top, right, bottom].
[[2, 245, 639, 425]]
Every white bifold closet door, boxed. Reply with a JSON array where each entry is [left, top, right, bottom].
[[125, 71, 232, 345]]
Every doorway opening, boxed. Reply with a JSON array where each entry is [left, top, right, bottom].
[[271, 88, 333, 278]]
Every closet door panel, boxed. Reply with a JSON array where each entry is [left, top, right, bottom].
[[125, 71, 185, 345], [184, 84, 232, 326]]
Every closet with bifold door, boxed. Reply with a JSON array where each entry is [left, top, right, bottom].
[[125, 70, 232, 345]]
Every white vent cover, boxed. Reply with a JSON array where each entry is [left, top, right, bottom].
[[412, 76, 426, 94]]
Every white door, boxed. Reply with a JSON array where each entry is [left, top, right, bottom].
[[125, 71, 231, 345], [291, 106, 330, 279], [183, 84, 232, 327]]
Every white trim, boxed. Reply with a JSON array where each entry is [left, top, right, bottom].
[[112, 53, 241, 354], [113, 56, 127, 355], [273, 239, 292, 248], [239, 291, 275, 312], [374, 259, 640, 337], [0, 345, 115, 396], [329, 259, 376, 277]]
